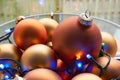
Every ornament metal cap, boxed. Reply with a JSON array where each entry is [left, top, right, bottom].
[[79, 11, 93, 26], [15, 16, 26, 24]]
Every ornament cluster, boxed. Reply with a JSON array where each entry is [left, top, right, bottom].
[[0, 13, 119, 80]]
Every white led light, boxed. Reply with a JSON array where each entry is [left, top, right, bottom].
[[86, 54, 92, 59], [4, 75, 9, 79], [77, 62, 82, 68], [4, 28, 11, 33], [0, 64, 4, 69]]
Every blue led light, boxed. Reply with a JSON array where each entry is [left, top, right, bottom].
[[50, 61, 56, 70], [4, 63, 10, 68], [77, 62, 82, 68], [86, 54, 92, 59], [4, 75, 9, 79], [0, 64, 4, 69], [75, 61, 83, 69], [4, 28, 11, 33], [0, 63, 10, 69]]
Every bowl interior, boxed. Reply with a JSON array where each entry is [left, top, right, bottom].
[[0, 13, 120, 57]]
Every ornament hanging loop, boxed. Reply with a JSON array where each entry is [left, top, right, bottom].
[[85, 9, 90, 18]]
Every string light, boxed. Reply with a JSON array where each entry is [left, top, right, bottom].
[[86, 54, 92, 59], [0, 64, 4, 69], [76, 62, 82, 68], [102, 42, 105, 46], [74, 61, 83, 73], [102, 42, 108, 51], [4, 28, 12, 33], [0, 14, 118, 79], [4, 63, 10, 68], [0, 63, 10, 70], [85, 51, 111, 76], [75, 51, 83, 60], [4, 75, 9, 80], [0, 27, 14, 43]]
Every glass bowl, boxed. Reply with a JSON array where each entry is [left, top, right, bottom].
[[0, 13, 120, 59]]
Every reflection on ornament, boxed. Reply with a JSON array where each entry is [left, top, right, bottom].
[[21, 44, 57, 71], [39, 18, 58, 42], [0, 43, 22, 60], [13, 19, 47, 50], [72, 73, 102, 80], [23, 68, 62, 80]]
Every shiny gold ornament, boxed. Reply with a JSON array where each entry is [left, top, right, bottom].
[[0, 43, 22, 60], [13, 18, 47, 50], [39, 18, 58, 42], [101, 32, 117, 57], [23, 68, 62, 80], [21, 44, 57, 70], [72, 73, 102, 80]]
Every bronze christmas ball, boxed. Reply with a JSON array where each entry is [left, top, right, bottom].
[[0, 43, 22, 60], [13, 18, 47, 50], [52, 13, 102, 65], [71, 73, 102, 80], [23, 68, 62, 80], [101, 32, 117, 57], [85, 56, 120, 80], [39, 18, 58, 42], [21, 44, 57, 71]]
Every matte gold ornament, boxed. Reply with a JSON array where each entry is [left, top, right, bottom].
[[23, 68, 62, 80], [0, 43, 22, 60], [39, 18, 58, 42], [72, 73, 102, 80], [21, 44, 57, 70], [13, 19, 47, 50], [101, 32, 117, 57]]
